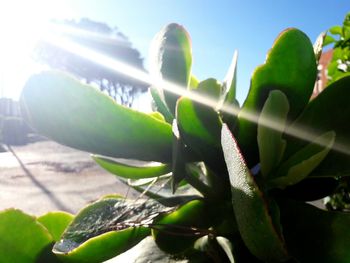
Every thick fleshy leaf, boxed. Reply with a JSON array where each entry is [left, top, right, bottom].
[[280, 199, 350, 262], [176, 79, 224, 171], [223, 125, 290, 260], [284, 76, 350, 177], [150, 87, 174, 123], [148, 111, 166, 122], [53, 198, 169, 262], [257, 90, 289, 177], [92, 156, 171, 179], [190, 74, 199, 89], [151, 199, 209, 254], [38, 211, 74, 242], [0, 209, 53, 263], [171, 121, 187, 192], [150, 23, 192, 114], [269, 131, 335, 189], [219, 51, 239, 129], [221, 50, 238, 106], [236, 28, 317, 166], [221, 125, 289, 262], [21, 71, 173, 162]]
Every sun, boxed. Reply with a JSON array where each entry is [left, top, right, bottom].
[[0, 0, 72, 99]]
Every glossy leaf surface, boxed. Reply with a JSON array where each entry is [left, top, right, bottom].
[[237, 28, 317, 166], [221, 125, 289, 262], [92, 156, 171, 179], [150, 23, 192, 114], [280, 199, 350, 262], [285, 76, 350, 177], [53, 198, 168, 262], [38, 211, 74, 242], [0, 209, 53, 263], [257, 90, 289, 177], [21, 71, 173, 162]]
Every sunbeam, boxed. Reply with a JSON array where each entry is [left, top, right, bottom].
[[41, 24, 350, 158]]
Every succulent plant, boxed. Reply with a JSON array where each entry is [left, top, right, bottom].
[[2, 23, 350, 263]]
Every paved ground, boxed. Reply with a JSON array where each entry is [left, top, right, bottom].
[[0, 140, 138, 216]]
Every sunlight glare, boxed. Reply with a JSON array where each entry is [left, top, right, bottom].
[[0, 0, 73, 98], [41, 25, 350, 158]]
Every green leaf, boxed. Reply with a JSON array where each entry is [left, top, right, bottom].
[[148, 111, 166, 122], [280, 199, 350, 262], [150, 23, 192, 114], [323, 34, 336, 47], [38, 211, 74, 242], [150, 87, 174, 123], [221, 50, 238, 106], [21, 71, 173, 162], [0, 209, 53, 263], [216, 236, 235, 263], [171, 121, 188, 193], [92, 156, 171, 179], [190, 74, 199, 89], [257, 90, 289, 177], [176, 79, 224, 171], [152, 199, 209, 254], [269, 131, 335, 189], [329, 25, 343, 36], [236, 28, 317, 166], [53, 198, 168, 262], [221, 125, 289, 262], [284, 76, 350, 177]]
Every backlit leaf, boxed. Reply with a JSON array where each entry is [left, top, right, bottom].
[[269, 131, 335, 189], [92, 155, 171, 179], [236, 28, 317, 166], [329, 25, 343, 36], [284, 76, 350, 177], [38, 211, 74, 242], [0, 209, 53, 263], [257, 90, 289, 177], [176, 79, 224, 171], [21, 71, 173, 162], [150, 23, 192, 114]]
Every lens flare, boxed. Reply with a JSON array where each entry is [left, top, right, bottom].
[[41, 24, 350, 157]]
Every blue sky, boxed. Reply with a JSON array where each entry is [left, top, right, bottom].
[[58, 0, 349, 103], [0, 0, 349, 103]]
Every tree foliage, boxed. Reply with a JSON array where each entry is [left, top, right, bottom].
[[324, 12, 350, 84], [34, 18, 147, 106]]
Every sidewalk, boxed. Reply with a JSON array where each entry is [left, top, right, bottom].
[[0, 140, 137, 216]]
